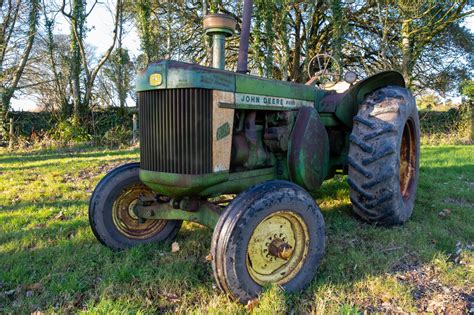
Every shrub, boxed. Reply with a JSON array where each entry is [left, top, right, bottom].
[[419, 103, 472, 145], [51, 117, 92, 144], [102, 125, 133, 147]]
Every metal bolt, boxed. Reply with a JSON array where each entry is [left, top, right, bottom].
[[267, 238, 293, 260]]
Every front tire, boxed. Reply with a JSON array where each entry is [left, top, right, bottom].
[[211, 180, 325, 303], [89, 163, 182, 250], [348, 86, 420, 225]]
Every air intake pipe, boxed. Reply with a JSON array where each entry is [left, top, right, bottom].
[[203, 14, 236, 70]]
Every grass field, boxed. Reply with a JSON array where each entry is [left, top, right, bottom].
[[0, 145, 473, 314]]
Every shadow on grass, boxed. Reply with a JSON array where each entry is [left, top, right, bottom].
[[0, 147, 138, 166], [0, 156, 137, 172], [0, 217, 215, 313]]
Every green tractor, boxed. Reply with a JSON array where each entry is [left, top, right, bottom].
[[89, 1, 420, 303]]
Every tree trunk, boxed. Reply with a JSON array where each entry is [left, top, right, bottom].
[[263, 7, 274, 78], [330, 0, 343, 64], [290, 5, 302, 82], [69, 0, 86, 123], [0, 0, 39, 138], [401, 19, 413, 87], [117, 0, 126, 119], [0, 89, 13, 138]]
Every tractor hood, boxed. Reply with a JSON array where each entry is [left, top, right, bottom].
[[136, 60, 322, 108]]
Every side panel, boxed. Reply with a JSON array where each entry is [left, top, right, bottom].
[[235, 74, 316, 101], [287, 107, 329, 194]]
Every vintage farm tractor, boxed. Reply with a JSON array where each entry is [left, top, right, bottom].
[[89, 1, 420, 303]]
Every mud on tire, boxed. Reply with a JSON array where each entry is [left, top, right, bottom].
[[89, 163, 182, 250], [348, 86, 420, 225], [211, 180, 325, 303]]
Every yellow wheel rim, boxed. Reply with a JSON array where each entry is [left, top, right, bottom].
[[246, 211, 309, 285], [400, 118, 417, 201], [112, 184, 167, 239]]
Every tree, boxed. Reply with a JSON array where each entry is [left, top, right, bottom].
[[129, 0, 212, 68], [24, 32, 72, 117], [60, 0, 122, 125], [100, 48, 134, 115], [40, 2, 72, 118], [460, 80, 474, 100], [346, 0, 474, 90], [0, 0, 40, 139], [100, 0, 134, 119]]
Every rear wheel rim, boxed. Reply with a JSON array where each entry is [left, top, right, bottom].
[[246, 211, 309, 285], [112, 184, 167, 239], [399, 118, 417, 201]]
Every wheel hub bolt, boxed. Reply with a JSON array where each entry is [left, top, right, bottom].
[[268, 238, 293, 260]]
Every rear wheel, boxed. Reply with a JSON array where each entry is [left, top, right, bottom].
[[211, 180, 325, 303], [89, 163, 182, 250], [348, 86, 420, 225]]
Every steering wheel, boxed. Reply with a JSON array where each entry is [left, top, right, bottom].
[[306, 53, 342, 88]]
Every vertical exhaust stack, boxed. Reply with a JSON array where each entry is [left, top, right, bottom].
[[237, 0, 253, 74], [203, 14, 236, 70]]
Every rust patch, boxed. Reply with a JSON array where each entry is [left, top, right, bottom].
[[112, 184, 167, 239], [400, 118, 417, 201]]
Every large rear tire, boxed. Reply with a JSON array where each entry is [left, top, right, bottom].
[[348, 86, 420, 225], [89, 163, 182, 250]]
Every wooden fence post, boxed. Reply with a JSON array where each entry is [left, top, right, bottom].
[[8, 118, 13, 149], [132, 114, 138, 143]]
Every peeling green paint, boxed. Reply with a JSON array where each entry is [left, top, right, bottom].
[[137, 202, 220, 229]]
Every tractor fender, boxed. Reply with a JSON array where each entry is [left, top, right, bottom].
[[335, 71, 405, 127], [287, 106, 329, 194]]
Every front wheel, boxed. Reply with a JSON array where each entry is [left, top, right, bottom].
[[211, 180, 325, 303], [89, 163, 182, 250]]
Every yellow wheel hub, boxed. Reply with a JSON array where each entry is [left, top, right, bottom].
[[246, 211, 309, 285], [112, 184, 167, 239]]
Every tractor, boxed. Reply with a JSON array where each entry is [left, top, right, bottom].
[[89, 0, 420, 303]]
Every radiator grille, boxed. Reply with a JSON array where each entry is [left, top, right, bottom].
[[138, 88, 213, 174]]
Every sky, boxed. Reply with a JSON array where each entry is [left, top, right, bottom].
[[11, 3, 474, 111]]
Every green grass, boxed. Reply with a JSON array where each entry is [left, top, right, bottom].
[[0, 145, 473, 313]]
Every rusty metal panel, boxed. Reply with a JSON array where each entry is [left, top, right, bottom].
[[212, 91, 235, 172]]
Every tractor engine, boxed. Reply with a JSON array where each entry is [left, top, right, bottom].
[[138, 90, 288, 175], [230, 110, 292, 171]]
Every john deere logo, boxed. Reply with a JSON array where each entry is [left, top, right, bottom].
[[149, 73, 162, 86], [216, 122, 230, 140]]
